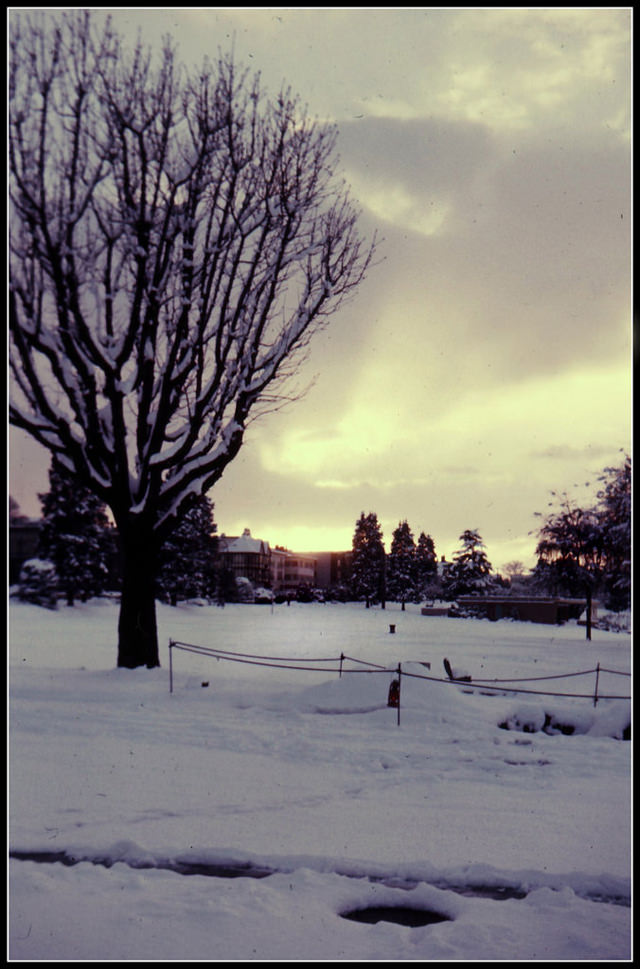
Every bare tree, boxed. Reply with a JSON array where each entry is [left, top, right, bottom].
[[9, 11, 376, 667]]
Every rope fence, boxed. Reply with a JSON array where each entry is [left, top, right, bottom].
[[168, 640, 630, 718]]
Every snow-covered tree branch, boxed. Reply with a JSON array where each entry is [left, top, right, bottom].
[[9, 11, 377, 667]]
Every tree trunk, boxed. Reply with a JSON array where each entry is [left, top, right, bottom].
[[585, 588, 592, 642], [117, 524, 161, 669]]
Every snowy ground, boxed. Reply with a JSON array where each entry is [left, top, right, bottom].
[[8, 598, 632, 960]]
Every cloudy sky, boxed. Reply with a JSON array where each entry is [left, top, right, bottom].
[[9, 7, 631, 571]]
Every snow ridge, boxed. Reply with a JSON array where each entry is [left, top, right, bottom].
[[9, 842, 631, 907]]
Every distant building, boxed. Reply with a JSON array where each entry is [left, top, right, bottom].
[[452, 596, 597, 625], [314, 551, 352, 590], [9, 517, 41, 584], [271, 546, 317, 594], [218, 528, 271, 588]]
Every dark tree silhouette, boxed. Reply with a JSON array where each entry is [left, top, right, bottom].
[[38, 458, 112, 606], [156, 495, 217, 606], [414, 531, 438, 600], [9, 11, 376, 667], [442, 529, 495, 600], [596, 455, 631, 612], [351, 512, 385, 608], [387, 520, 416, 610], [533, 494, 603, 640]]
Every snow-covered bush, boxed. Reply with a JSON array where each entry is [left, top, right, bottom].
[[597, 611, 631, 634], [18, 558, 58, 609], [498, 700, 630, 740], [235, 577, 256, 603]]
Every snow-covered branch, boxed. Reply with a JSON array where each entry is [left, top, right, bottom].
[[9, 10, 376, 549]]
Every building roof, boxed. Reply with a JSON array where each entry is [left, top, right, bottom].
[[224, 528, 270, 555]]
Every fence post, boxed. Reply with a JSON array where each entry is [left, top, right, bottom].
[[397, 663, 402, 726], [339, 652, 344, 678], [169, 640, 174, 694], [593, 662, 600, 707]]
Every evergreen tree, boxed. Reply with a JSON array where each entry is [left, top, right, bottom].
[[215, 564, 238, 607], [38, 459, 111, 606], [533, 493, 604, 640], [156, 496, 218, 606], [387, 520, 416, 610], [414, 531, 439, 601], [596, 455, 631, 612], [442, 529, 495, 600], [351, 512, 386, 608]]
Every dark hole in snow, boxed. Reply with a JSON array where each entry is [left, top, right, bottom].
[[341, 905, 451, 927]]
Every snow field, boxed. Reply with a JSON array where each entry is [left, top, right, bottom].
[[9, 599, 632, 960]]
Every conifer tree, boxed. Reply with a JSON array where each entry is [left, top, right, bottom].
[[415, 531, 438, 600], [215, 564, 238, 607], [351, 512, 385, 608], [156, 495, 218, 606], [38, 458, 111, 606], [442, 529, 495, 600], [387, 520, 416, 610]]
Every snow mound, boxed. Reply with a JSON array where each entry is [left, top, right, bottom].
[[262, 662, 474, 718], [272, 672, 389, 714]]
